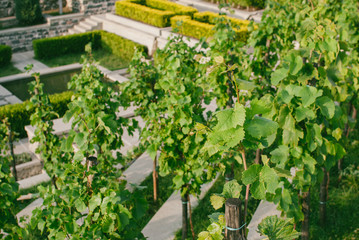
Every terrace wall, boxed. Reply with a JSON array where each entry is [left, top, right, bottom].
[[0, 13, 85, 52], [0, 0, 116, 18]]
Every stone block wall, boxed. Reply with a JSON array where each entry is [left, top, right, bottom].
[[0, 13, 84, 52], [40, 0, 68, 11], [0, 0, 14, 18], [0, 0, 116, 18], [0, 0, 68, 18], [67, 0, 116, 14]]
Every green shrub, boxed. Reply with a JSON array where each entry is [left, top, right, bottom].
[[146, 0, 197, 16], [115, 1, 175, 27], [14, 0, 44, 26], [250, 0, 265, 9], [115, 0, 197, 27], [0, 91, 73, 138], [33, 30, 148, 61], [171, 15, 214, 40], [100, 31, 148, 61], [33, 31, 102, 59], [0, 45, 12, 66], [172, 12, 252, 42]]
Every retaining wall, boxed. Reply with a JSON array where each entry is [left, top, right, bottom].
[[0, 0, 116, 18], [0, 13, 84, 52]]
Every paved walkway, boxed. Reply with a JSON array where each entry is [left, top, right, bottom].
[[12, 51, 49, 72], [178, 0, 263, 22], [142, 176, 218, 240]]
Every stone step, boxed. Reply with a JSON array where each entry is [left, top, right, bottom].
[[74, 25, 87, 33], [105, 13, 162, 36], [87, 17, 102, 26], [17, 171, 51, 190], [78, 21, 94, 31], [247, 201, 281, 240], [68, 28, 79, 35], [94, 14, 157, 56]]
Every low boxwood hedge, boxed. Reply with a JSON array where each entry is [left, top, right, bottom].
[[0, 45, 12, 66], [101, 31, 147, 61], [33, 30, 147, 60], [171, 12, 252, 42], [0, 91, 73, 138], [33, 31, 102, 59], [115, 0, 197, 27], [204, 0, 265, 9], [146, 0, 197, 16]]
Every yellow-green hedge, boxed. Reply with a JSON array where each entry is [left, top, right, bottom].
[[115, 0, 198, 27], [116, 1, 174, 27], [146, 0, 197, 16], [0, 91, 73, 138], [33, 30, 147, 60], [171, 12, 252, 42]]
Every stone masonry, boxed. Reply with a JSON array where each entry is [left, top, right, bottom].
[[0, 0, 117, 53], [0, 0, 14, 18], [0, 13, 84, 52], [0, 0, 116, 18]]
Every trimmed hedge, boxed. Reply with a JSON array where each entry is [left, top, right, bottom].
[[0, 91, 73, 138], [0, 45, 12, 66], [115, 0, 198, 27], [33, 30, 147, 60], [146, 0, 197, 16], [204, 0, 265, 9], [115, 1, 175, 28], [33, 31, 102, 59], [171, 12, 252, 42], [101, 31, 148, 61]]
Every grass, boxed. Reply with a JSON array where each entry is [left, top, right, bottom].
[[0, 63, 21, 77], [309, 128, 359, 240], [40, 48, 130, 71], [174, 171, 260, 239], [135, 171, 175, 230], [14, 152, 33, 165]]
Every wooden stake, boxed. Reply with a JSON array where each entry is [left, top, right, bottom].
[[225, 198, 244, 240], [153, 154, 158, 202], [301, 190, 310, 240], [319, 168, 328, 226], [254, 149, 261, 164], [188, 194, 195, 240], [9, 126, 17, 181], [181, 193, 188, 240]]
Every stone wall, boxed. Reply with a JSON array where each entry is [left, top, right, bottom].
[[0, 13, 84, 52], [0, 0, 116, 18], [68, 0, 116, 14], [0, 0, 14, 18], [40, 0, 67, 11]]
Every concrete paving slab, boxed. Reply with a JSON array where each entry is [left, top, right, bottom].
[[247, 200, 281, 240], [4, 95, 22, 104], [122, 152, 154, 190], [105, 13, 162, 36], [12, 51, 50, 72], [17, 172, 51, 190], [176, 0, 263, 22], [142, 176, 218, 240], [16, 198, 44, 225], [0, 85, 12, 96]]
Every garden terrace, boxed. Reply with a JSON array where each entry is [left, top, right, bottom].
[[115, 0, 198, 27], [171, 11, 253, 41]]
